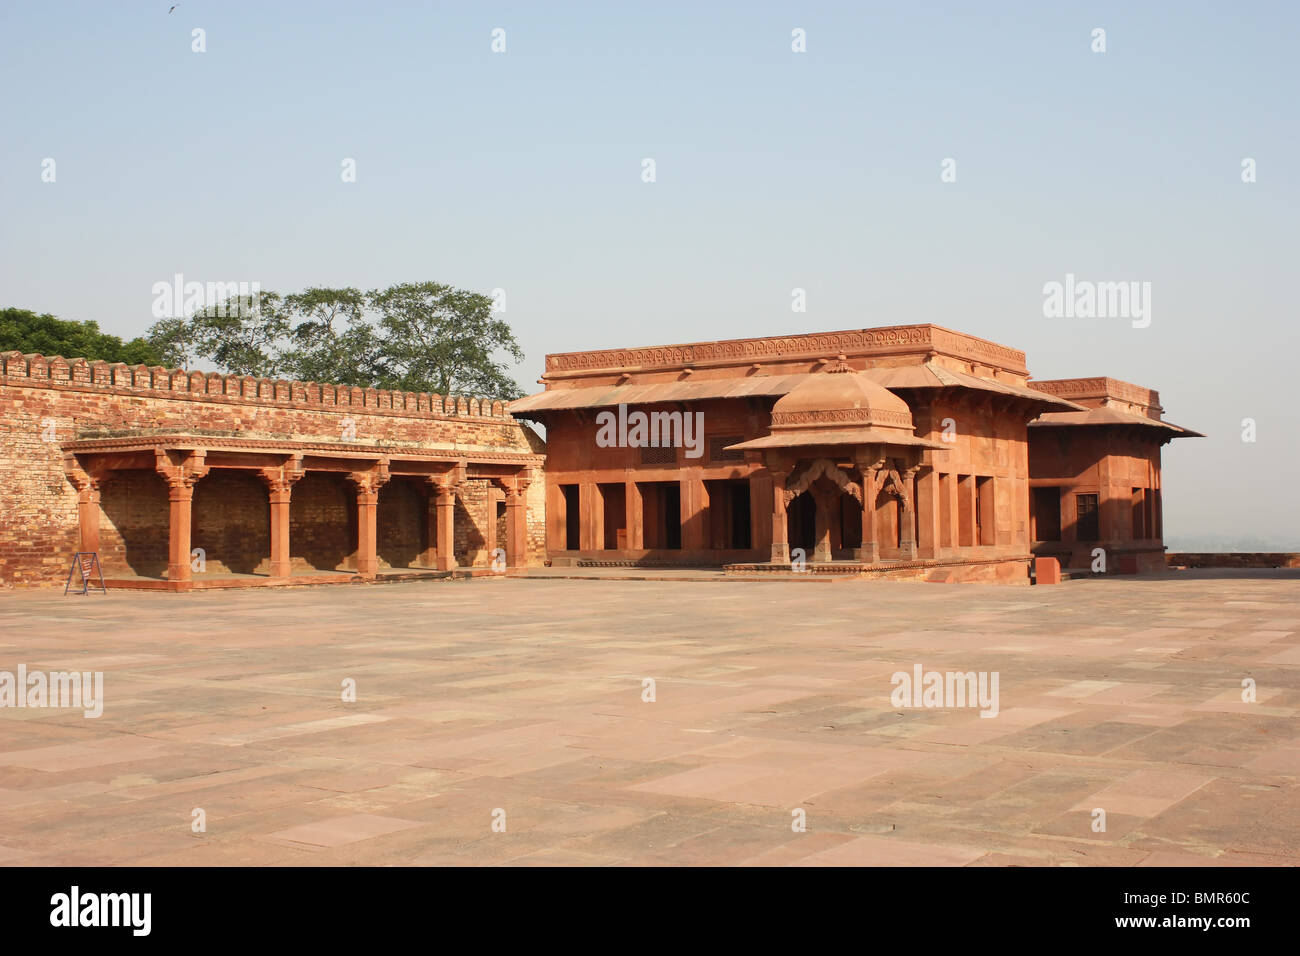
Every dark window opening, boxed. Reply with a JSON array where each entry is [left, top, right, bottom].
[[561, 484, 580, 550], [638, 481, 681, 550], [1076, 493, 1100, 541], [1032, 487, 1061, 542], [787, 491, 816, 555], [704, 478, 751, 550]]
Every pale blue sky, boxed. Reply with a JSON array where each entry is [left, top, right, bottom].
[[2, 1, 1295, 546]]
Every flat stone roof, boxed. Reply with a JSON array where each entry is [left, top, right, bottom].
[[542, 324, 1030, 380]]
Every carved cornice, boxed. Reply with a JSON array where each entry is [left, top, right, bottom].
[[544, 325, 1027, 377], [59, 434, 543, 466], [1029, 376, 1161, 413], [770, 407, 914, 429]]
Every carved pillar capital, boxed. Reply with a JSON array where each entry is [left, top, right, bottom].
[[155, 449, 209, 496], [63, 455, 106, 498], [347, 460, 390, 499], [259, 459, 306, 497]]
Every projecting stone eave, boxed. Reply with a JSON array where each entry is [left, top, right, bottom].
[[60, 434, 546, 465]]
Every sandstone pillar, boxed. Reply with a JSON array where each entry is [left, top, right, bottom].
[[624, 479, 643, 550], [579, 482, 599, 551], [435, 483, 457, 571], [769, 467, 791, 563], [154, 450, 208, 585], [680, 472, 706, 553], [421, 485, 439, 567], [348, 463, 389, 579], [915, 465, 939, 559], [484, 485, 500, 562], [855, 456, 882, 565], [259, 459, 304, 579], [63, 456, 103, 553], [899, 466, 919, 560], [500, 475, 530, 568], [748, 468, 773, 559]]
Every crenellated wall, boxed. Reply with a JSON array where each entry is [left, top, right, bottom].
[[0, 352, 546, 587]]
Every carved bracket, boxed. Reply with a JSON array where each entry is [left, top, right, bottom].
[[347, 459, 391, 497], [784, 457, 862, 505], [154, 449, 209, 490]]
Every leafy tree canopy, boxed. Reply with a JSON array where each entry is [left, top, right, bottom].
[[0, 307, 163, 366], [144, 282, 524, 399], [369, 282, 524, 399]]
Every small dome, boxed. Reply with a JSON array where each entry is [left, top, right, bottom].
[[769, 367, 914, 434]]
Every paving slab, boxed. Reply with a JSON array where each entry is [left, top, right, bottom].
[[0, 571, 1296, 865]]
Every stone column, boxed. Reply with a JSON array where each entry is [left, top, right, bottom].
[[435, 482, 457, 571], [769, 467, 791, 563], [579, 482, 599, 551], [420, 484, 439, 567], [856, 456, 882, 564], [545, 480, 565, 556], [748, 467, 773, 559], [494, 474, 531, 569], [63, 456, 103, 553], [625, 478, 643, 550], [259, 459, 304, 579], [946, 470, 960, 552], [154, 450, 208, 585], [915, 465, 939, 559], [348, 462, 389, 579], [899, 465, 920, 560], [484, 485, 500, 562], [680, 471, 706, 553]]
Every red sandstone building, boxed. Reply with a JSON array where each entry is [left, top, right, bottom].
[[509, 324, 1199, 582], [0, 324, 1198, 588]]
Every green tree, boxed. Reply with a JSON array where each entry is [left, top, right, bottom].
[[147, 292, 289, 377], [144, 317, 198, 369], [0, 307, 162, 365], [140, 280, 526, 395], [367, 282, 524, 399], [279, 287, 380, 386]]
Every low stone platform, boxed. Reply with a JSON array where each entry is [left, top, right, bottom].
[[723, 556, 1030, 584], [99, 567, 493, 591]]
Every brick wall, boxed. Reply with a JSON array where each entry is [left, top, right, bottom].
[[0, 352, 546, 587], [98, 470, 168, 576]]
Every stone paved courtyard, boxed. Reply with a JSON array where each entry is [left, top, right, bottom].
[[1, 571, 1297, 866]]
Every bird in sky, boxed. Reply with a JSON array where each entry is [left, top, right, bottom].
[[168, 4, 178, 13]]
